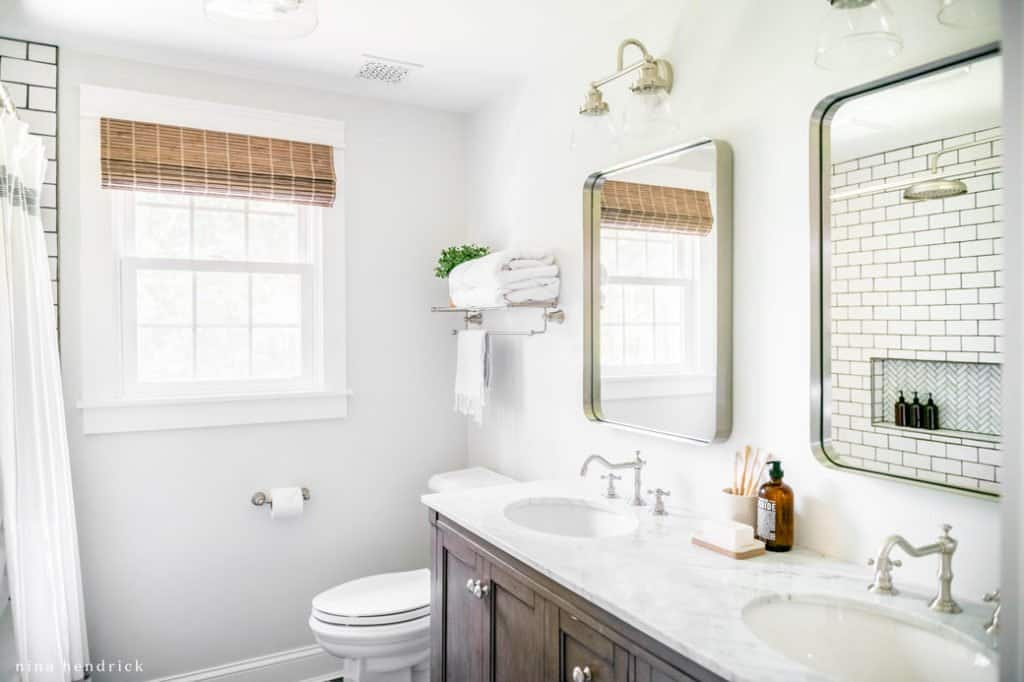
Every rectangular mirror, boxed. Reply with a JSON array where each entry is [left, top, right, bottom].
[[583, 139, 732, 443], [812, 45, 1003, 496]]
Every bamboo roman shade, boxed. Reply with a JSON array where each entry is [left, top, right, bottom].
[[600, 180, 713, 236], [100, 118, 336, 207]]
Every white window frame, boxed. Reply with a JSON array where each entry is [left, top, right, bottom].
[[76, 85, 349, 434]]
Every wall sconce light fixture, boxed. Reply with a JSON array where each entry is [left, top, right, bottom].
[[571, 39, 676, 149], [815, 0, 903, 71]]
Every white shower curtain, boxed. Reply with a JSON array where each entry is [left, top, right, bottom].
[[0, 116, 89, 680]]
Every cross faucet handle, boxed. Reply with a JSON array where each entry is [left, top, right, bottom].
[[868, 557, 902, 568], [647, 488, 670, 515], [600, 473, 622, 499]]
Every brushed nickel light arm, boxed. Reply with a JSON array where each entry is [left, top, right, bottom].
[[578, 39, 674, 116]]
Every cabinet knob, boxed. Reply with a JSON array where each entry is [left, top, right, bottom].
[[572, 666, 592, 682], [465, 578, 490, 599]]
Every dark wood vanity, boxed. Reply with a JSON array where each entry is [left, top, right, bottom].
[[429, 511, 725, 682]]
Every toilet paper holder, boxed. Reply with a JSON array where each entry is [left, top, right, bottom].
[[251, 488, 311, 508]]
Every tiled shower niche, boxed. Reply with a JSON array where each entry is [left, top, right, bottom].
[[871, 358, 1001, 436]]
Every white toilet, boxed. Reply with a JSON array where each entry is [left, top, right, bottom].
[[309, 467, 514, 682]]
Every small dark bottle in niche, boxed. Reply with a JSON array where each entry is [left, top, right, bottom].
[[894, 391, 908, 427], [923, 393, 940, 430], [909, 392, 923, 429]]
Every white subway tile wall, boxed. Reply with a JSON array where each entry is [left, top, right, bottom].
[[830, 126, 1003, 494], [0, 36, 58, 326]]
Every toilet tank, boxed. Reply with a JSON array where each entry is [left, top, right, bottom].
[[427, 467, 515, 494]]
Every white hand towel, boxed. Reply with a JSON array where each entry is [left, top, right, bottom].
[[454, 330, 490, 424]]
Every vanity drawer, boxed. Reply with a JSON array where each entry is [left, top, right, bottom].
[[558, 610, 628, 682]]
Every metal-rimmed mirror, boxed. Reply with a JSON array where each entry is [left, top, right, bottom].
[[811, 44, 1003, 497], [583, 139, 733, 444]]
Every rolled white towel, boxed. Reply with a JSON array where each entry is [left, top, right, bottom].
[[449, 250, 558, 292], [504, 280, 559, 304]]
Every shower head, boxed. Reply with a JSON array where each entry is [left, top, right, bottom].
[[902, 177, 968, 201]]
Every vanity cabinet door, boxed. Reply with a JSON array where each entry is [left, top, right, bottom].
[[556, 611, 629, 682], [635, 656, 700, 682], [483, 562, 553, 682], [433, 527, 487, 682]]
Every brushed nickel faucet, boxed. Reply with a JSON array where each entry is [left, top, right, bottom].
[[580, 451, 647, 506], [867, 524, 961, 614]]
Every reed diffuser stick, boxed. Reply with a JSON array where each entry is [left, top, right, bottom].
[[732, 453, 739, 495], [738, 445, 751, 496]]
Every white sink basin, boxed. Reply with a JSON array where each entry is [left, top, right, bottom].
[[503, 497, 639, 539], [743, 595, 996, 682]]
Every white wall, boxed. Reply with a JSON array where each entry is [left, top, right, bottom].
[[57, 51, 468, 679], [464, 0, 1003, 597]]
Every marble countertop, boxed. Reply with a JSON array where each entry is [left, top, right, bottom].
[[421, 479, 997, 682]]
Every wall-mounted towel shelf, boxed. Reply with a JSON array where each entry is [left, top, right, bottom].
[[432, 302, 565, 336]]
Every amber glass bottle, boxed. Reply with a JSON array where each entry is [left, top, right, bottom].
[[756, 461, 794, 552]]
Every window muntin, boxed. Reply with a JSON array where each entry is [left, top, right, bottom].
[[116, 191, 321, 396]]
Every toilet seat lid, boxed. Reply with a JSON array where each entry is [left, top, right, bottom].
[[313, 568, 430, 625]]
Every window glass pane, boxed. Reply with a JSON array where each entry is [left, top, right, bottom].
[[136, 192, 188, 207], [646, 234, 675, 278], [135, 205, 190, 258], [137, 327, 193, 381], [600, 236, 617, 272], [194, 196, 239, 210], [196, 328, 249, 380], [624, 326, 654, 365], [196, 271, 249, 325], [194, 209, 246, 260], [137, 270, 192, 325], [249, 213, 300, 263], [600, 326, 623, 366], [603, 284, 623, 324], [654, 286, 681, 324], [617, 237, 645, 277], [623, 285, 653, 324], [654, 325, 682, 365], [252, 328, 301, 378], [249, 199, 298, 215], [252, 274, 301, 325]]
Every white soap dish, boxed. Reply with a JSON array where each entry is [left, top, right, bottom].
[[691, 533, 766, 560]]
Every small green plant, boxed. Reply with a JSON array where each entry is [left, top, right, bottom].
[[434, 244, 490, 279]]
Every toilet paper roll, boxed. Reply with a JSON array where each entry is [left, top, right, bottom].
[[269, 487, 304, 519]]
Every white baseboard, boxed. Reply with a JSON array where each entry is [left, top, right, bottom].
[[145, 645, 344, 682]]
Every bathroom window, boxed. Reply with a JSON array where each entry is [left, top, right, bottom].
[[77, 85, 348, 433], [600, 228, 700, 376], [115, 191, 322, 396]]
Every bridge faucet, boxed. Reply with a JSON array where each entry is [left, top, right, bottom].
[[867, 524, 961, 614], [580, 451, 647, 506]]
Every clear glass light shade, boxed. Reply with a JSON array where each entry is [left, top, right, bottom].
[[570, 114, 617, 151], [815, 1, 903, 71], [937, 0, 999, 28], [621, 89, 679, 141], [204, 0, 318, 39]]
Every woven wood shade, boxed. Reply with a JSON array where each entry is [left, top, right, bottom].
[[600, 180, 713, 236], [100, 118, 336, 207]]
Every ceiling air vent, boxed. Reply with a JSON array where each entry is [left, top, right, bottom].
[[356, 55, 422, 84]]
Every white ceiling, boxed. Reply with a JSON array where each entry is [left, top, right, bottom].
[[1, 0, 657, 112], [831, 52, 1002, 161]]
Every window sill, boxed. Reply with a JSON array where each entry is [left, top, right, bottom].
[[78, 389, 351, 435]]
